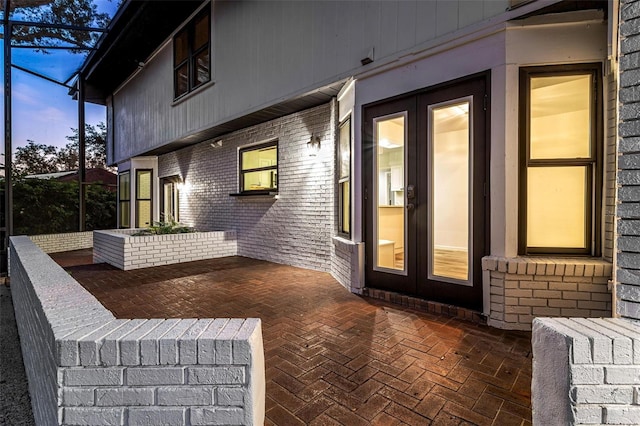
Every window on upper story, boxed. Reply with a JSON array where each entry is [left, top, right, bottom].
[[118, 171, 130, 228], [239, 141, 278, 194], [519, 64, 602, 256], [338, 117, 351, 236], [174, 8, 210, 99]]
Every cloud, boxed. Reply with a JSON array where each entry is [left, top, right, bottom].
[[34, 106, 69, 123], [10, 82, 44, 107]]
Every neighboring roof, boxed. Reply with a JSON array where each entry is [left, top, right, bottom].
[[24, 171, 75, 180], [56, 168, 117, 185], [25, 168, 116, 185]]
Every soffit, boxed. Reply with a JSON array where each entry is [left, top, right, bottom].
[[139, 81, 346, 157]]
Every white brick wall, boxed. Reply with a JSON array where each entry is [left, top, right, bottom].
[[532, 317, 640, 425], [331, 237, 363, 293], [29, 231, 93, 254], [483, 256, 613, 330], [93, 229, 237, 270], [158, 102, 336, 273], [10, 236, 265, 426], [618, 0, 640, 323]]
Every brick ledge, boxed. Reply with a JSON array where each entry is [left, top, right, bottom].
[[482, 255, 612, 277]]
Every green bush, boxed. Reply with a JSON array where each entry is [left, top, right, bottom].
[[9, 178, 116, 235], [132, 217, 194, 236]]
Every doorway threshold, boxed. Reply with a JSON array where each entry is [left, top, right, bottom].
[[362, 288, 486, 325]]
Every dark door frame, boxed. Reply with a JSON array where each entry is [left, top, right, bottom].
[[362, 71, 491, 311]]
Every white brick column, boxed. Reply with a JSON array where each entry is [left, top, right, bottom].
[[532, 318, 640, 425]]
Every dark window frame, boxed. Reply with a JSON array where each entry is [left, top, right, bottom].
[[518, 63, 603, 256], [118, 171, 130, 229], [173, 7, 211, 99], [338, 117, 351, 237], [239, 141, 278, 195], [135, 169, 153, 228]]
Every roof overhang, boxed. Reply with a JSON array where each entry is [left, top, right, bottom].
[[79, 0, 204, 105], [512, 0, 608, 20]]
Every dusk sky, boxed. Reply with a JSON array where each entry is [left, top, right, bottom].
[[0, 0, 118, 158]]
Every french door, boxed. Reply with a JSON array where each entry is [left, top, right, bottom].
[[363, 74, 488, 311]]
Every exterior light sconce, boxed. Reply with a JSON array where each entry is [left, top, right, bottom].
[[308, 134, 321, 156], [361, 47, 374, 65], [210, 140, 223, 148]]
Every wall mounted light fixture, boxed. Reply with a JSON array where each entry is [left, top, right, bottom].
[[307, 134, 321, 156], [361, 47, 374, 65], [210, 140, 223, 148]]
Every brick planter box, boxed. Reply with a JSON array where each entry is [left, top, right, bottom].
[[93, 229, 237, 270]]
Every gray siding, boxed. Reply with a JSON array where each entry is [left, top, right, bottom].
[[112, 0, 509, 163], [617, 0, 640, 322]]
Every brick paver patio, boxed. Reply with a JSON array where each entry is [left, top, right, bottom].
[[52, 251, 532, 425]]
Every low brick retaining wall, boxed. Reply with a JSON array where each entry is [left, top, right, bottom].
[[532, 317, 640, 425], [29, 231, 94, 254], [93, 229, 237, 270], [483, 256, 613, 330], [10, 235, 265, 426]]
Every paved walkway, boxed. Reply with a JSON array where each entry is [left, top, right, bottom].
[[54, 252, 532, 425]]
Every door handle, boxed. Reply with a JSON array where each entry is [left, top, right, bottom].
[[406, 203, 415, 211], [407, 184, 415, 199]]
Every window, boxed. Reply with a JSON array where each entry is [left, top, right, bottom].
[[174, 8, 210, 99], [161, 176, 180, 222], [239, 141, 278, 193], [519, 64, 601, 255], [338, 118, 351, 236], [136, 170, 153, 228], [118, 172, 130, 228]]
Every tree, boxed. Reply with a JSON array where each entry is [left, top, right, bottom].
[[5, 0, 112, 52], [11, 177, 116, 235], [63, 122, 107, 169], [13, 140, 58, 175], [13, 122, 109, 174]]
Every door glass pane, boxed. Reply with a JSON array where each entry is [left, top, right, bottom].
[[527, 166, 586, 248], [375, 115, 405, 271], [431, 101, 470, 281], [163, 183, 174, 221], [530, 74, 591, 159]]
